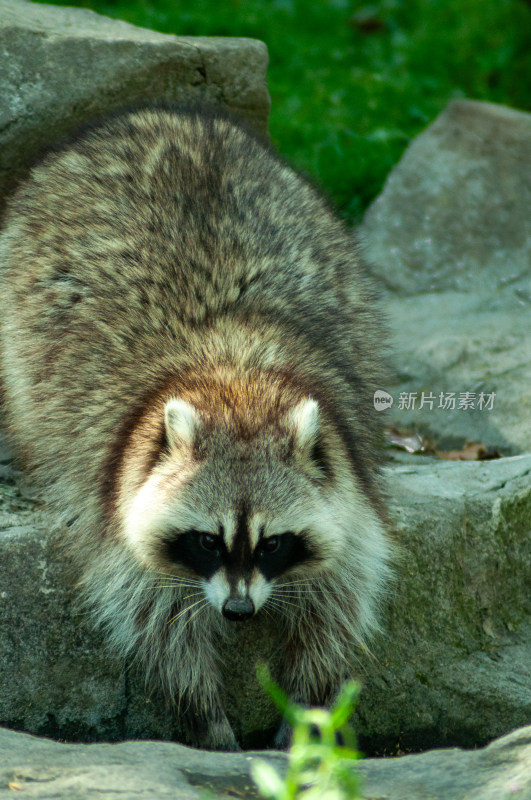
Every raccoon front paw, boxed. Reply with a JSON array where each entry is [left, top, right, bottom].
[[273, 692, 345, 750], [273, 692, 308, 750], [202, 717, 242, 751], [273, 717, 293, 750], [273, 717, 344, 750], [183, 701, 241, 751]]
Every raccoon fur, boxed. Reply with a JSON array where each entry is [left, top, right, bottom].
[[0, 103, 393, 750]]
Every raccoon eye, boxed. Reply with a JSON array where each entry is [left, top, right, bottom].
[[200, 533, 221, 552], [259, 536, 280, 554]]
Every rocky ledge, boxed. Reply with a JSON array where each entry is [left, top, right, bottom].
[[1, 724, 530, 799]]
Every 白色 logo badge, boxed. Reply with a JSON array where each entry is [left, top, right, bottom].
[[373, 390, 393, 411]]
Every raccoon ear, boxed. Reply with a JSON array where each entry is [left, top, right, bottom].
[[164, 398, 200, 450], [286, 398, 319, 453]]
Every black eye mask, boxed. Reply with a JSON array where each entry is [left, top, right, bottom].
[[164, 529, 318, 581]]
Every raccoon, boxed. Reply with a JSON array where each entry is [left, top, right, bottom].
[[0, 103, 393, 750]]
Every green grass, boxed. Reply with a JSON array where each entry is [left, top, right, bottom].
[[36, 0, 531, 221]]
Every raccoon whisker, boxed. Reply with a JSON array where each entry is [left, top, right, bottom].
[[273, 583, 317, 591], [157, 580, 203, 588], [267, 596, 301, 610], [275, 579, 319, 587], [260, 605, 275, 622], [182, 598, 210, 630], [154, 586, 204, 594], [273, 583, 321, 591], [264, 597, 282, 612], [270, 599, 301, 610], [272, 587, 316, 597], [264, 599, 291, 618], [157, 574, 203, 586], [273, 588, 325, 597], [168, 597, 208, 626], [157, 581, 204, 592], [168, 602, 205, 627], [177, 592, 205, 603]]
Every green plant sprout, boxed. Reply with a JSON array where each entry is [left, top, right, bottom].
[[252, 666, 363, 800]]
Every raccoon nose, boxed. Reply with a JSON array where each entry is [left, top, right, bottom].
[[222, 596, 255, 621]]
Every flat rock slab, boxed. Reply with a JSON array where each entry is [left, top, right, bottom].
[[360, 99, 531, 453], [0, 0, 269, 214], [1, 724, 530, 800]]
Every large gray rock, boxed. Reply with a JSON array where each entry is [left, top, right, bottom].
[[1, 426, 530, 752], [360, 99, 531, 454], [1, 723, 530, 800], [357, 454, 531, 754], [0, 0, 270, 214]]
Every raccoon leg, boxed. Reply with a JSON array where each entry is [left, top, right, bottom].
[[273, 650, 345, 749], [273, 688, 344, 750], [273, 693, 306, 750], [182, 697, 241, 751]]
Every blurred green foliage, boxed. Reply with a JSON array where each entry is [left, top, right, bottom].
[[36, 0, 531, 221], [253, 666, 363, 800]]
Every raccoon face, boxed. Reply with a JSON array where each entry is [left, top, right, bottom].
[[163, 524, 317, 621], [123, 395, 353, 621]]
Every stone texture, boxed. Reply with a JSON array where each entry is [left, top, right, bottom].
[[1, 426, 530, 753], [0, 0, 270, 215], [356, 454, 531, 754], [358, 725, 531, 800], [360, 99, 531, 453], [362, 99, 531, 295], [0, 469, 127, 742], [0, 724, 530, 800]]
